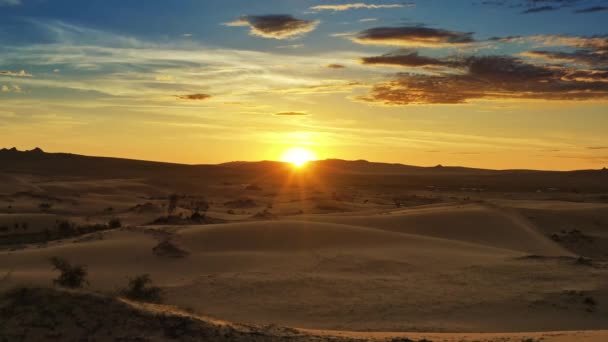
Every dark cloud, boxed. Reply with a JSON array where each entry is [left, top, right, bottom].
[[275, 111, 309, 116], [575, 6, 608, 13], [225, 15, 319, 39], [326, 64, 346, 69], [478, 0, 605, 14], [587, 146, 608, 150], [521, 5, 559, 13], [176, 94, 212, 100], [358, 55, 608, 105], [352, 26, 475, 47], [522, 50, 608, 67], [360, 51, 462, 68]]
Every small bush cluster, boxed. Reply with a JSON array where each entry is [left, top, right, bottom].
[[121, 274, 163, 303], [49, 257, 88, 289], [48, 257, 163, 303]]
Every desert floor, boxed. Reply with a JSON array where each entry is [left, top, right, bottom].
[[1, 161, 608, 341]]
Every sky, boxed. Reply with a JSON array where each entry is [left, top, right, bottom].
[[1, 0, 607, 170]]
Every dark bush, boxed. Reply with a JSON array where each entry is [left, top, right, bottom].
[[108, 218, 122, 229], [121, 274, 163, 303], [49, 257, 88, 288]]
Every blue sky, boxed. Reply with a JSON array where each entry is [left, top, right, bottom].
[[1, 0, 607, 169]]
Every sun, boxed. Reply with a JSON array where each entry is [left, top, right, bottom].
[[281, 147, 317, 167]]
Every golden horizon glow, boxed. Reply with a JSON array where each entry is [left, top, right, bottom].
[[280, 147, 317, 167]]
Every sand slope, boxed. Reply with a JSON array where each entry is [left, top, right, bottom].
[[292, 203, 570, 256], [2, 213, 606, 333]]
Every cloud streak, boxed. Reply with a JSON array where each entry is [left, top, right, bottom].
[[310, 3, 414, 11], [0, 70, 32, 77], [176, 94, 212, 101], [351, 26, 475, 47]]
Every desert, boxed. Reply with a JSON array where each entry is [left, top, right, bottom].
[[1, 148, 607, 341]]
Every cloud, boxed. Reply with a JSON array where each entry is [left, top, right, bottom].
[[360, 51, 461, 68], [274, 111, 309, 116], [358, 55, 608, 105], [521, 50, 608, 68], [155, 75, 174, 82], [326, 64, 346, 69], [360, 18, 378, 22], [225, 15, 319, 39], [176, 94, 212, 100], [0, 70, 32, 77], [575, 6, 608, 13], [587, 146, 608, 150], [351, 26, 475, 47], [491, 34, 608, 53], [521, 5, 559, 13], [310, 3, 414, 11], [270, 81, 365, 95], [1, 85, 22, 93], [0, 0, 20, 6]]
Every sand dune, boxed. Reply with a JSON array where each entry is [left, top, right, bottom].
[[292, 203, 570, 256], [2, 214, 606, 333]]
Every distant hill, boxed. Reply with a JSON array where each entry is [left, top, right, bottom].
[[1, 147, 607, 192]]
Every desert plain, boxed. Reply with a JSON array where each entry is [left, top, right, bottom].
[[1, 148, 607, 341]]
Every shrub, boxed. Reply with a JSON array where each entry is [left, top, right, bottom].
[[49, 257, 88, 288], [108, 218, 122, 229], [168, 194, 179, 215], [39, 202, 53, 211], [121, 274, 163, 303]]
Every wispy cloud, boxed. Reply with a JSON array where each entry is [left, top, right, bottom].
[[310, 3, 414, 11], [0, 0, 20, 6], [0, 70, 32, 77], [275, 111, 309, 116], [574, 6, 608, 13]]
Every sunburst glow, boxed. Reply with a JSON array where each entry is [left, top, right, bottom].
[[281, 147, 317, 167]]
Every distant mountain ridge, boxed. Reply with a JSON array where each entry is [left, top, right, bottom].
[[1, 147, 607, 192]]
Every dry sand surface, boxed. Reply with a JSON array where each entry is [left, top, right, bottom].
[[1, 150, 608, 341]]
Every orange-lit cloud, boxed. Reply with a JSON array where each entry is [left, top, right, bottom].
[[358, 56, 608, 105], [521, 50, 608, 67], [360, 51, 461, 68]]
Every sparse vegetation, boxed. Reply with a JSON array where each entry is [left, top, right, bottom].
[[224, 197, 256, 209], [121, 274, 163, 303], [38, 202, 53, 212], [49, 257, 88, 289], [245, 184, 262, 191], [152, 239, 189, 258], [108, 217, 122, 229], [167, 194, 179, 215]]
